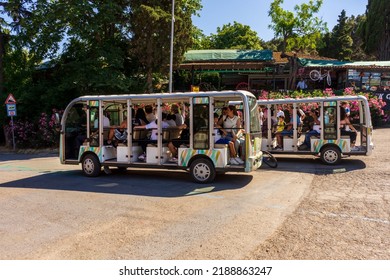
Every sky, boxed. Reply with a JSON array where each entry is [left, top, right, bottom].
[[192, 0, 368, 41]]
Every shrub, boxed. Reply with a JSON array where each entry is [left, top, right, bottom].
[[4, 110, 61, 149]]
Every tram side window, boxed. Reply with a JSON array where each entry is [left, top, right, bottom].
[[323, 103, 337, 140], [248, 98, 261, 133], [89, 106, 100, 147], [193, 100, 209, 149]]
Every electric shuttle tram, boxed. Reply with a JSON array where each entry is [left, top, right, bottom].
[[60, 90, 263, 183], [257, 95, 374, 165]]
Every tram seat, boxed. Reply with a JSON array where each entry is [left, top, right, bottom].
[[102, 128, 110, 141], [162, 128, 183, 142], [194, 132, 208, 149], [283, 123, 303, 138], [132, 128, 148, 146], [133, 129, 147, 141], [214, 144, 228, 149], [169, 128, 182, 140]]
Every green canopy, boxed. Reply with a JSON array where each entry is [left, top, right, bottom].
[[298, 58, 390, 68], [184, 49, 273, 62]]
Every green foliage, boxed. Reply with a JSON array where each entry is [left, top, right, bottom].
[[262, 37, 284, 52], [360, 0, 390, 60], [130, 0, 201, 92], [191, 26, 212, 50], [207, 21, 263, 50], [268, 0, 327, 53]]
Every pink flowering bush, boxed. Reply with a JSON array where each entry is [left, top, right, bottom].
[[4, 110, 61, 149]]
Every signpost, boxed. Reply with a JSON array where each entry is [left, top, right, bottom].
[[4, 93, 17, 150]]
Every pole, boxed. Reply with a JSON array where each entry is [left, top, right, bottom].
[[169, 0, 175, 93], [10, 116, 15, 150]]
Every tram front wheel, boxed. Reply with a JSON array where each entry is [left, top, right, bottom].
[[82, 154, 101, 177]]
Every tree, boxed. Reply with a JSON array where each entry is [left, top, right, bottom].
[[268, 0, 327, 54], [2, 0, 136, 118], [349, 15, 375, 61], [207, 21, 263, 50], [268, 0, 327, 89], [0, 0, 33, 97], [263, 37, 284, 52], [331, 10, 353, 61], [360, 0, 390, 60], [190, 26, 212, 50], [318, 10, 353, 60], [130, 0, 201, 92]]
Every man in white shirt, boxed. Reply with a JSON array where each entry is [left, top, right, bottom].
[[134, 113, 170, 160], [94, 115, 110, 128]]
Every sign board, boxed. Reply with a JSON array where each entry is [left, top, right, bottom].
[[6, 104, 17, 117], [5, 93, 17, 104]]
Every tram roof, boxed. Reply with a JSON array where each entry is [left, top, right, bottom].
[[256, 95, 368, 104], [71, 90, 256, 104]]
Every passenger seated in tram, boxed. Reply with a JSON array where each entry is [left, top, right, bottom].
[[340, 108, 359, 151], [213, 113, 243, 165], [107, 108, 146, 146], [274, 111, 286, 150], [134, 112, 171, 161], [274, 105, 304, 150], [167, 124, 188, 163], [298, 109, 321, 151]]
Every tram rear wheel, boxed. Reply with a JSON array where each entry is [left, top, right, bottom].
[[190, 158, 216, 184]]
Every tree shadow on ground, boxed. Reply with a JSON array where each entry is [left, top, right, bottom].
[[0, 168, 253, 198]]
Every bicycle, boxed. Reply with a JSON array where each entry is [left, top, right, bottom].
[[235, 82, 249, 90], [309, 69, 331, 86], [262, 150, 278, 168]]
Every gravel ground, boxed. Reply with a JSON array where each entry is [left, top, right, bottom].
[[247, 127, 390, 259], [0, 129, 389, 260]]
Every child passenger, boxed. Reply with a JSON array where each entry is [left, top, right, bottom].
[[274, 111, 286, 150]]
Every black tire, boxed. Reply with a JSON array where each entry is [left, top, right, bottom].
[[309, 70, 320, 81], [262, 151, 278, 168], [190, 158, 216, 184], [81, 154, 101, 177], [320, 146, 341, 165]]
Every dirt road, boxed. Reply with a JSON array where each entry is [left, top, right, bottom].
[[248, 127, 390, 259], [0, 128, 389, 260]]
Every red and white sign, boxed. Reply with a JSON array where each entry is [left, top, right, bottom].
[[5, 93, 17, 104]]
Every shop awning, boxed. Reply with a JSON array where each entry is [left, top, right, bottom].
[[298, 58, 390, 70], [183, 49, 273, 62]]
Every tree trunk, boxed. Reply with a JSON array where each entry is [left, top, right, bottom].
[[146, 68, 153, 93], [290, 55, 298, 90]]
